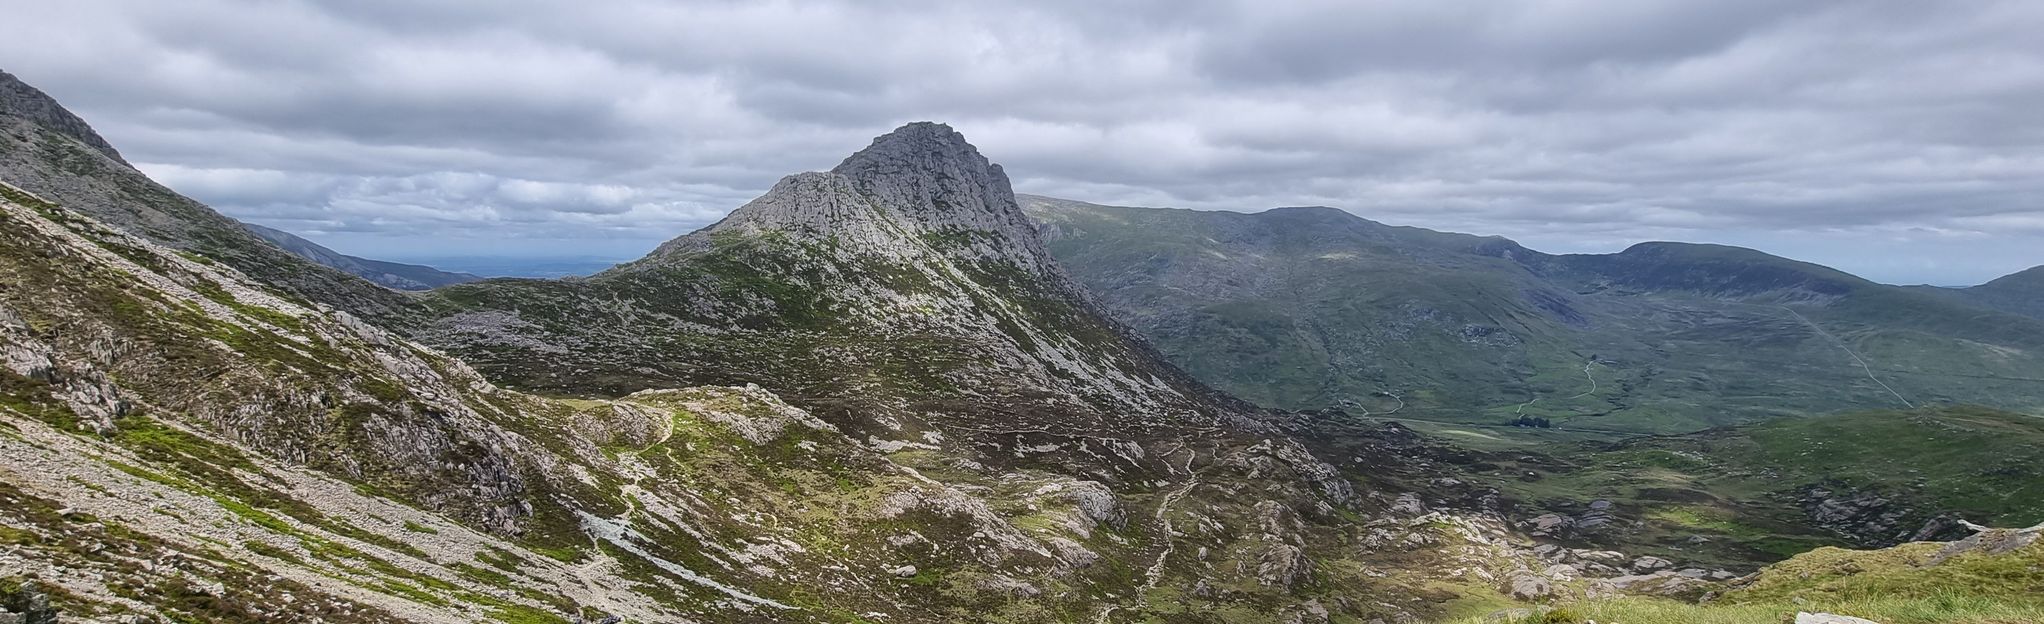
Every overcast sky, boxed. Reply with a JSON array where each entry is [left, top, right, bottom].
[[6, 0, 2042, 284]]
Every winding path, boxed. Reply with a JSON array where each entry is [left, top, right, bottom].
[[1567, 360, 1600, 400], [1780, 306, 1914, 408], [1091, 447, 1201, 624]]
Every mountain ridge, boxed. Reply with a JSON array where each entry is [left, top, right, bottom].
[[0, 69, 125, 164], [1919, 264, 2044, 320], [428, 124, 1248, 436], [0, 69, 420, 327], [1024, 195, 2044, 431], [242, 222, 481, 290]]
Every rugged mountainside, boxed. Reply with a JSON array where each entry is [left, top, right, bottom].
[[423, 124, 1243, 438], [6, 66, 2036, 624], [244, 222, 481, 290], [415, 124, 1583, 621], [0, 69, 419, 326], [0, 85, 1629, 624], [1026, 196, 2044, 433], [0, 172, 1533, 624]]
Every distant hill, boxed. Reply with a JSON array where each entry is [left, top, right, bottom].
[[242, 223, 479, 290], [1915, 265, 2044, 320], [1025, 195, 2044, 433], [384, 255, 626, 279]]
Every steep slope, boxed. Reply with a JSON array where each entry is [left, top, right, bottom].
[[244, 222, 481, 290], [0, 69, 418, 325], [0, 107, 1621, 621], [423, 124, 1239, 439], [1027, 196, 2044, 433], [1, 176, 1527, 623], [416, 124, 1629, 622]]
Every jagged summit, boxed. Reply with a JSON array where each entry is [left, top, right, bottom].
[[833, 122, 1047, 258], [637, 122, 1058, 275], [432, 122, 1238, 435], [832, 121, 982, 175], [0, 69, 126, 165]]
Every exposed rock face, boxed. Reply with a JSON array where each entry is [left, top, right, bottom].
[[1798, 485, 1948, 546], [1928, 523, 2043, 564], [0, 70, 124, 164], [652, 123, 1057, 278], [0, 580, 59, 624], [427, 123, 1233, 440], [1631, 555, 1673, 572], [1502, 570, 1553, 600], [1518, 500, 1622, 540]]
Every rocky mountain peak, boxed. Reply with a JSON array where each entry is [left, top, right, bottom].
[[0, 70, 127, 165], [642, 122, 1059, 275], [832, 121, 981, 176]]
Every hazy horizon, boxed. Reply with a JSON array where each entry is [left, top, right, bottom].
[[272, 192, 2029, 288]]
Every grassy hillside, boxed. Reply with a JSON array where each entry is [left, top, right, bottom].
[[1027, 196, 2044, 434], [1467, 406, 2044, 572], [1452, 523, 2044, 624]]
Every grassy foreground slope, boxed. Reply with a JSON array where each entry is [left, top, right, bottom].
[[1456, 523, 2044, 624], [1472, 406, 2044, 573]]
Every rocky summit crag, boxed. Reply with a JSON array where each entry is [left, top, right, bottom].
[[422, 122, 1241, 439]]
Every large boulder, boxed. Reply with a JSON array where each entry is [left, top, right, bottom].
[[1501, 570, 1554, 601]]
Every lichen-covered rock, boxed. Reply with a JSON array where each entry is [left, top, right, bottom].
[[1026, 479, 1126, 537], [1256, 542, 1312, 588], [1502, 570, 1553, 601]]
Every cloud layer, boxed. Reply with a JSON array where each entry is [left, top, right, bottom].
[[6, 0, 2042, 283]]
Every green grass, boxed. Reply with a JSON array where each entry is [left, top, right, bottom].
[[1468, 405, 2044, 571], [1457, 595, 2044, 624], [1450, 531, 2044, 624]]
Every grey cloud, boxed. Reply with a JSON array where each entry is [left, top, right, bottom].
[[3, 0, 2041, 284]]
